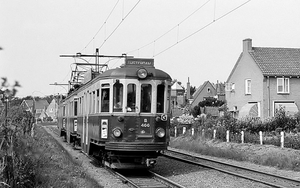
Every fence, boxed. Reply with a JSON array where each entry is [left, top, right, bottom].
[[172, 126, 287, 148]]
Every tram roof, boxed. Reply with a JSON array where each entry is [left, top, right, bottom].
[[97, 66, 172, 80]]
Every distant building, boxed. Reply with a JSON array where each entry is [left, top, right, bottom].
[[45, 99, 58, 121], [190, 81, 225, 108], [21, 99, 50, 121], [171, 82, 185, 107]]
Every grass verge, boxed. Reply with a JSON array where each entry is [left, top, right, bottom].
[[170, 135, 300, 171], [29, 124, 102, 188]]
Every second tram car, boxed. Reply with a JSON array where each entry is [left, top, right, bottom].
[[57, 57, 172, 168]]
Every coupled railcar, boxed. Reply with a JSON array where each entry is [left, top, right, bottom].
[[57, 58, 172, 168]]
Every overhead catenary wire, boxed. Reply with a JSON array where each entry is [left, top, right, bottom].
[[98, 0, 141, 49], [80, 0, 121, 52], [153, 0, 252, 57], [126, 0, 211, 55]]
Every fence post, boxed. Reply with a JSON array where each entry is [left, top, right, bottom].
[[213, 129, 216, 139], [280, 131, 284, 148], [191, 128, 194, 136], [183, 127, 186, 134], [226, 130, 229, 142], [241, 131, 244, 144], [259, 131, 263, 145], [174, 126, 177, 137]]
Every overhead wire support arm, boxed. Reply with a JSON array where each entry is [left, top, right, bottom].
[[49, 83, 69, 86], [59, 54, 126, 58], [74, 63, 108, 66]]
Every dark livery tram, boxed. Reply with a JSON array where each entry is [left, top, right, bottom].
[[57, 57, 172, 168]]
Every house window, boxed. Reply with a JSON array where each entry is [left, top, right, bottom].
[[225, 82, 235, 92], [277, 78, 289, 93], [207, 87, 211, 93], [245, 79, 251, 95]]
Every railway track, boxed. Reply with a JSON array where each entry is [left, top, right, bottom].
[[108, 169, 185, 188], [164, 148, 300, 188], [86, 152, 185, 188], [46, 125, 185, 188]]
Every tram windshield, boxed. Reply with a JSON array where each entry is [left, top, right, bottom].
[[157, 84, 165, 113], [113, 82, 123, 112], [101, 84, 110, 112], [141, 84, 152, 113], [126, 84, 136, 112]]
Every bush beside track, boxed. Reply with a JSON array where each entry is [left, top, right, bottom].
[[1, 123, 101, 188]]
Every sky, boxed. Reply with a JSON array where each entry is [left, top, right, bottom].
[[1, 0, 300, 98]]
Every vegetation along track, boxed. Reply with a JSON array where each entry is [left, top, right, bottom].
[[163, 148, 300, 188], [108, 169, 186, 188]]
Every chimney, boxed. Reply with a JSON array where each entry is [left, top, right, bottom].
[[243, 38, 253, 53], [187, 77, 190, 100]]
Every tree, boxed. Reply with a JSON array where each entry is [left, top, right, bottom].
[[198, 97, 224, 107], [190, 86, 196, 96], [191, 105, 201, 117]]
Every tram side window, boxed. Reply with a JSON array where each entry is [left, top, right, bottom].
[[127, 84, 136, 112], [141, 84, 152, 113], [63, 106, 66, 116], [93, 91, 96, 114], [74, 100, 78, 116], [101, 84, 110, 112], [113, 81, 123, 112], [96, 89, 100, 113], [157, 84, 165, 113]]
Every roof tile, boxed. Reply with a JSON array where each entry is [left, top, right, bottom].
[[249, 47, 300, 76]]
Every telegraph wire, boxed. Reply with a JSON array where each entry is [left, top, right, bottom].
[[153, 0, 252, 57], [99, 0, 141, 49], [80, 0, 120, 52], [126, 0, 211, 55]]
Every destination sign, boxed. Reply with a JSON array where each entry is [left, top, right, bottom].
[[125, 58, 154, 67]]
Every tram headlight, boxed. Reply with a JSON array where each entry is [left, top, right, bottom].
[[112, 128, 122, 138], [137, 68, 148, 79], [155, 128, 165, 138]]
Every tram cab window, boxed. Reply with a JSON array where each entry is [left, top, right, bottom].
[[126, 84, 136, 112], [141, 84, 152, 113], [113, 82, 123, 112], [167, 86, 171, 113], [157, 84, 165, 113], [101, 84, 110, 112]]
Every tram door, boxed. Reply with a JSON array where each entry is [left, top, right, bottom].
[[82, 93, 89, 154]]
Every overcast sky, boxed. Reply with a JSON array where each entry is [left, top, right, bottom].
[[1, 0, 300, 97]]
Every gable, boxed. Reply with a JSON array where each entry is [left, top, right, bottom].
[[191, 81, 216, 107]]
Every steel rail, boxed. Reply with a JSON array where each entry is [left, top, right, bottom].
[[149, 170, 186, 188], [164, 148, 300, 188], [109, 169, 186, 188]]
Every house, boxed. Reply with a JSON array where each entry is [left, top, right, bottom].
[[21, 99, 49, 121], [190, 81, 225, 108], [45, 99, 58, 121], [171, 82, 185, 107], [226, 38, 300, 119]]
